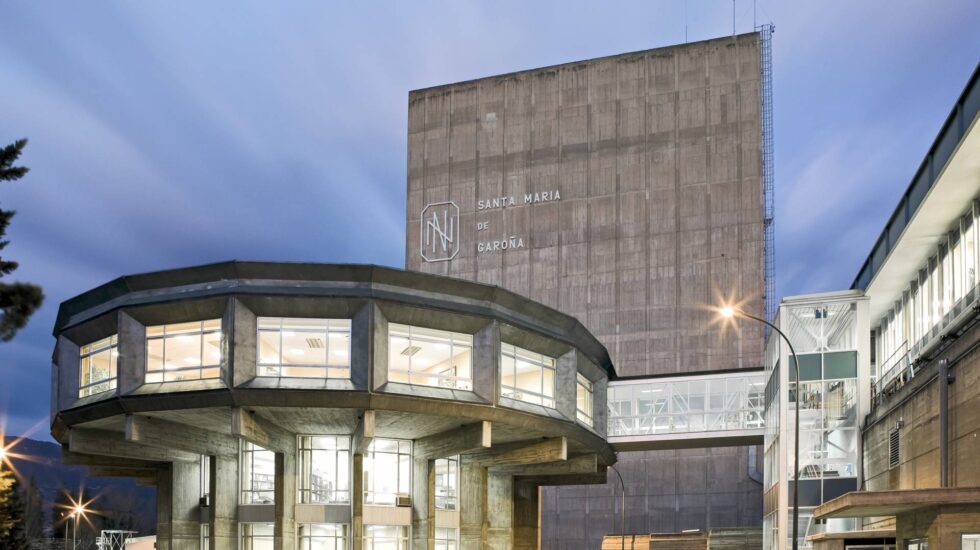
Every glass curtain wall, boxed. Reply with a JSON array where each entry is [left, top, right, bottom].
[[298, 436, 350, 504], [145, 319, 221, 383], [363, 439, 411, 506], [257, 318, 351, 379], [79, 335, 118, 397], [500, 343, 556, 408], [388, 324, 472, 390], [241, 442, 276, 504], [762, 317, 781, 550]]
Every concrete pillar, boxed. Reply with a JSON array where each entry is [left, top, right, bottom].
[[209, 455, 238, 550], [228, 299, 256, 387], [157, 461, 202, 550], [274, 452, 296, 550], [555, 350, 577, 422], [512, 482, 539, 550], [370, 303, 389, 390], [486, 472, 513, 549], [351, 303, 372, 391], [352, 453, 364, 550], [411, 458, 435, 549], [472, 321, 500, 403], [459, 462, 486, 550], [117, 311, 145, 394], [593, 376, 609, 438], [55, 336, 80, 410]]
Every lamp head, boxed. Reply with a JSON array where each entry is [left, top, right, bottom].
[[719, 306, 736, 319]]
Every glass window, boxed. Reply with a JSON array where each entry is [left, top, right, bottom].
[[363, 525, 408, 550], [963, 534, 980, 550], [241, 442, 275, 504], [145, 319, 221, 383], [824, 351, 857, 379], [257, 317, 351, 379], [388, 324, 472, 390], [792, 353, 822, 382], [500, 343, 556, 408], [908, 539, 928, 550], [240, 523, 274, 550], [298, 524, 348, 550], [298, 436, 350, 504], [79, 335, 118, 397], [964, 216, 976, 292], [434, 456, 458, 510], [576, 373, 594, 426], [200, 523, 209, 550], [363, 439, 411, 506], [435, 527, 458, 550]]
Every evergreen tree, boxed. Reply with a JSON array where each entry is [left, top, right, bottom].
[[22, 476, 44, 542], [0, 466, 30, 550], [0, 139, 43, 341]]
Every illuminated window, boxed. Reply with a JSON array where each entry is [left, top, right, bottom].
[[257, 318, 351, 379], [576, 373, 594, 426], [363, 439, 411, 506], [435, 527, 458, 550], [298, 524, 348, 550], [388, 324, 472, 390], [363, 525, 408, 550], [434, 456, 458, 510], [241, 442, 275, 504], [240, 523, 274, 550], [298, 436, 350, 504], [79, 335, 118, 397], [500, 343, 555, 408], [145, 320, 221, 383]]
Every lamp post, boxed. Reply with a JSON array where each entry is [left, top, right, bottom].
[[609, 464, 626, 550], [720, 305, 801, 550]]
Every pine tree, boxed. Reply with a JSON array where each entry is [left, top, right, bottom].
[[22, 476, 43, 542], [0, 139, 43, 341], [0, 466, 30, 550]]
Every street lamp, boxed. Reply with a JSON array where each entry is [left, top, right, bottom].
[[719, 304, 801, 550], [609, 464, 626, 550]]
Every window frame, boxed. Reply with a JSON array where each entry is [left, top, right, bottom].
[[256, 317, 352, 380], [297, 523, 348, 550], [145, 319, 222, 383], [362, 438, 412, 506], [576, 373, 594, 426], [500, 343, 557, 408], [297, 435, 351, 505], [241, 441, 276, 505], [78, 334, 118, 398], [362, 524, 409, 550], [434, 456, 459, 511], [387, 323, 473, 391]]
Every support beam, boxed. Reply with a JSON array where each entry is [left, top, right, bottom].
[[414, 421, 491, 459], [274, 452, 296, 550], [86, 466, 158, 484], [61, 448, 162, 469], [69, 429, 198, 463], [515, 469, 609, 487], [156, 461, 202, 550], [490, 454, 599, 476], [462, 437, 566, 467], [127, 415, 239, 456], [352, 410, 375, 455], [231, 407, 293, 453]]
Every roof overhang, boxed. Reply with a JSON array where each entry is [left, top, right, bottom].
[[806, 529, 895, 543], [866, 115, 980, 323], [815, 487, 980, 519]]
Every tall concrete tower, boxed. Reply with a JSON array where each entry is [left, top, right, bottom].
[[406, 31, 771, 547]]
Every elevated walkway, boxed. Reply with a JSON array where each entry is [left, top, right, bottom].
[[607, 369, 765, 451]]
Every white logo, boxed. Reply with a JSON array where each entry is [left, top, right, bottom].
[[420, 201, 459, 262]]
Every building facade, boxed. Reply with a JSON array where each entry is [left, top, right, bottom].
[[405, 31, 772, 545], [49, 263, 616, 550], [767, 64, 980, 549]]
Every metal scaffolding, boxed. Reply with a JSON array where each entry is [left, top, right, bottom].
[[759, 23, 776, 322]]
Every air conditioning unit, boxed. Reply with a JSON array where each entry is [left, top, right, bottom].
[[396, 493, 412, 507]]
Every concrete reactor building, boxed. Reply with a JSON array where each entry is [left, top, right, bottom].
[[405, 31, 773, 546]]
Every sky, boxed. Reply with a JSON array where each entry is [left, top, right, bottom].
[[1, 1, 978, 438]]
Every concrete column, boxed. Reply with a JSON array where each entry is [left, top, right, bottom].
[[555, 350, 577, 422], [486, 472, 513, 549], [458, 462, 486, 550], [352, 453, 364, 550], [370, 303, 389, 390], [274, 452, 296, 550], [55, 336, 80, 410], [512, 482, 539, 550], [472, 321, 500, 403], [209, 455, 238, 550], [350, 303, 372, 391], [411, 458, 435, 549], [117, 311, 145, 394], [157, 461, 202, 550], [593, 376, 609, 438], [228, 299, 257, 387]]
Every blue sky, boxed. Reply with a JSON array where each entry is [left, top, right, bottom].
[[1, 1, 978, 437]]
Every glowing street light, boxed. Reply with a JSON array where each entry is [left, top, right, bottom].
[[718, 304, 802, 550]]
